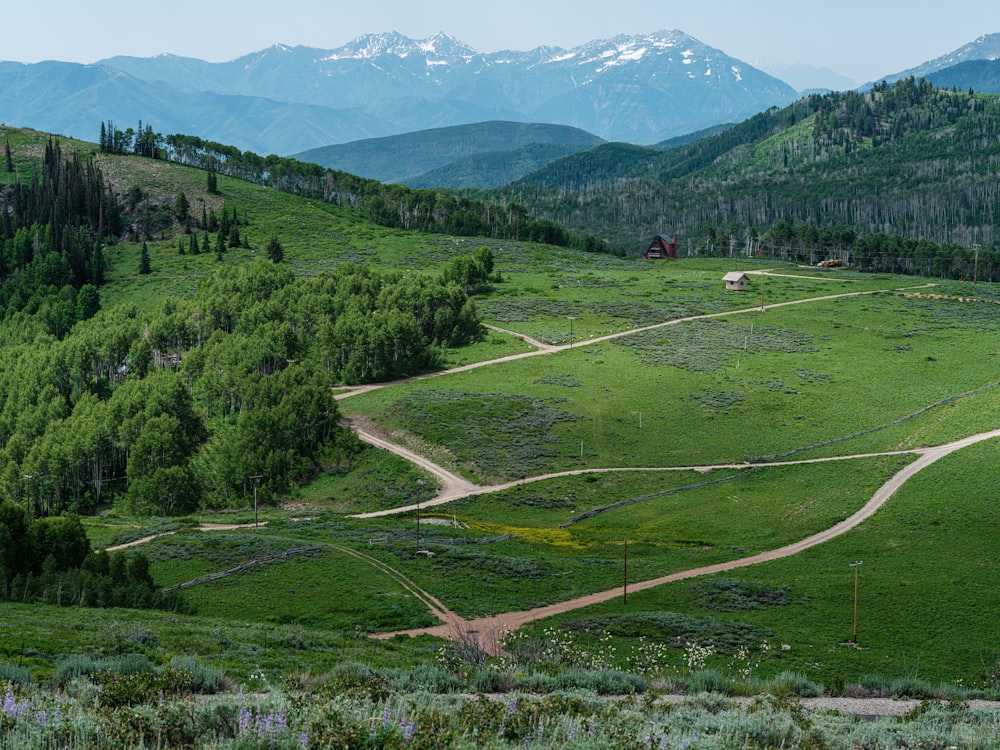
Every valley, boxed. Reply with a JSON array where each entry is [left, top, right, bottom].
[[3, 44, 1000, 742]]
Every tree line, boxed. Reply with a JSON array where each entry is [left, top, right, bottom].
[[683, 220, 1000, 280], [0, 500, 183, 610], [97, 124, 618, 254], [1, 139, 120, 337]]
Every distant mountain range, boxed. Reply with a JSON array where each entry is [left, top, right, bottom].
[[1, 30, 998, 175], [1, 30, 798, 154]]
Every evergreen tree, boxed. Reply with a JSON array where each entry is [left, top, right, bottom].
[[174, 191, 190, 224], [189, 233, 200, 255], [206, 167, 218, 193], [139, 242, 151, 274], [266, 235, 284, 263], [214, 231, 225, 261], [4, 140, 13, 172], [202, 233, 211, 254], [178, 238, 185, 255]]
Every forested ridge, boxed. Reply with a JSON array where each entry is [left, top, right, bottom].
[[486, 78, 1000, 277], [98, 120, 617, 255]]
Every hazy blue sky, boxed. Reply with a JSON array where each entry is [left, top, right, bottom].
[[5, 0, 999, 83]]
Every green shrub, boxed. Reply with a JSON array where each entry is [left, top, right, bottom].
[[468, 668, 501, 693], [95, 667, 195, 707], [890, 675, 943, 700], [0, 662, 32, 686], [169, 656, 224, 693], [51, 654, 104, 687], [845, 673, 891, 698], [767, 670, 825, 698], [104, 653, 155, 675], [320, 661, 391, 701], [388, 663, 463, 693], [686, 668, 733, 695], [551, 667, 646, 695]]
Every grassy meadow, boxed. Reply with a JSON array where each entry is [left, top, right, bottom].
[[4, 129, 1000, 717]]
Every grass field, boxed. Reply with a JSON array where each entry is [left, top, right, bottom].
[[5, 130, 1000, 698]]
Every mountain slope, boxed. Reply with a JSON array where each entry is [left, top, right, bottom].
[[490, 82, 1000, 252], [0, 61, 390, 154], [924, 59, 1000, 93], [405, 142, 593, 189], [294, 121, 605, 185], [872, 32, 1000, 85]]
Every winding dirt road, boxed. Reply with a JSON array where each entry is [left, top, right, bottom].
[[371, 429, 1000, 649], [122, 279, 989, 652], [326, 278, 999, 648]]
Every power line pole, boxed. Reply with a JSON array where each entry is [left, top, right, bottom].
[[623, 538, 628, 604], [850, 560, 863, 642], [251, 475, 262, 529]]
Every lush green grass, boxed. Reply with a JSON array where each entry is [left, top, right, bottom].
[[0, 599, 436, 683], [296, 443, 440, 513], [8, 127, 1000, 693], [529, 438, 1000, 689], [145, 456, 908, 622], [342, 291, 1000, 482]]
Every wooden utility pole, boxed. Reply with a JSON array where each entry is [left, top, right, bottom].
[[623, 539, 628, 604], [251, 475, 262, 529], [850, 560, 863, 642]]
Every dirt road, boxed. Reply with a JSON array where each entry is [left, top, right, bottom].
[[372, 428, 1000, 649]]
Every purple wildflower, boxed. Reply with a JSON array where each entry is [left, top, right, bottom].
[[506, 695, 517, 717], [382, 705, 392, 728], [401, 717, 416, 742], [2, 687, 30, 719], [299, 729, 309, 748], [238, 707, 254, 735]]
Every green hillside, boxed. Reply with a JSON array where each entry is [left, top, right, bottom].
[[3, 123, 1000, 747], [293, 120, 605, 186]]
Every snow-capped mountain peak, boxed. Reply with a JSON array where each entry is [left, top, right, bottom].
[[325, 31, 476, 62]]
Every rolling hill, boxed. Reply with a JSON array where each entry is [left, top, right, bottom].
[[4, 125, 1000, 747], [293, 121, 606, 187]]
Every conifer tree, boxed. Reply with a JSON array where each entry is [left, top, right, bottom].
[[4, 140, 13, 172], [139, 242, 151, 274], [178, 238, 185, 255], [266, 235, 284, 263], [189, 233, 200, 255], [174, 191, 190, 224]]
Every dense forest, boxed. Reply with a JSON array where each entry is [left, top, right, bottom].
[[0, 500, 180, 610], [0, 132, 489, 525], [487, 78, 1000, 277], [0, 139, 119, 337]]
